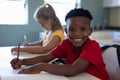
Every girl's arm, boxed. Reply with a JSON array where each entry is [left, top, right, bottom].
[[23, 41, 43, 46], [11, 36, 61, 54]]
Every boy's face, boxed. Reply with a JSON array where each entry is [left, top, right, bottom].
[[66, 16, 92, 47]]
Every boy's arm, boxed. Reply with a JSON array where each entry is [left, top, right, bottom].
[[22, 53, 55, 65], [40, 58, 89, 76], [19, 58, 89, 76]]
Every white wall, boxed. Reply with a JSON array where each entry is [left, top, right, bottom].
[[109, 7, 120, 27]]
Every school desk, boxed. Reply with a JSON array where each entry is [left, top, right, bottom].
[[0, 47, 100, 80]]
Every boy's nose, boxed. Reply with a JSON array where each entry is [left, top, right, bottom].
[[74, 30, 81, 36]]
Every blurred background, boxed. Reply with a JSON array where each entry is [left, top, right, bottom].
[[0, 0, 119, 46]]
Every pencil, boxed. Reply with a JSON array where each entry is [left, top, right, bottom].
[[17, 42, 20, 59], [24, 35, 27, 42]]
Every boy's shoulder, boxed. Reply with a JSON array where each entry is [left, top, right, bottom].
[[85, 38, 101, 49], [62, 38, 70, 43], [88, 38, 99, 44], [60, 38, 71, 45]]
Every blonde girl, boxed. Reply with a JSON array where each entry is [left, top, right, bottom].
[[11, 3, 64, 54]]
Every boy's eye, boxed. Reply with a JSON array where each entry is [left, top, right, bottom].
[[69, 28, 74, 32], [68, 27, 90, 32], [81, 27, 90, 31], [81, 28, 87, 31]]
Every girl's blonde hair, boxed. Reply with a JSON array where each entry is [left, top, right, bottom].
[[34, 3, 63, 31]]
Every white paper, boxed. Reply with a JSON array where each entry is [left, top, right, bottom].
[[1, 72, 68, 80]]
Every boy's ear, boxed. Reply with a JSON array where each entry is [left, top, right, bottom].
[[89, 27, 92, 36]]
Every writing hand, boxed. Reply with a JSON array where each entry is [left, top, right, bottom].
[[11, 47, 19, 53], [10, 58, 22, 69]]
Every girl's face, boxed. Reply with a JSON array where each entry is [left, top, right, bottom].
[[66, 17, 92, 47], [38, 18, 52, 30]]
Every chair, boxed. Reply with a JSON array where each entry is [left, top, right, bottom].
[[102, 47, 120, 80]]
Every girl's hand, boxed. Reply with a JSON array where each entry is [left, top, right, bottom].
[[23, 42, 31, 46], [11, 47, 18, 52], [10, 58, 23, 69]]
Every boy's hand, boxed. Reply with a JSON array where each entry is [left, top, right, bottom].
[[18, 66, 41, 74], [10, 58, 22, 69]]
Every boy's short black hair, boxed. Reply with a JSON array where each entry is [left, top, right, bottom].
[[65, 8, 93, 21]]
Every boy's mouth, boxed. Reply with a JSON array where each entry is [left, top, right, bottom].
[[74, 39, 82, 42]]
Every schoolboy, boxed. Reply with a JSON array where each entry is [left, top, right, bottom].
[[10, 8, 110, 80]]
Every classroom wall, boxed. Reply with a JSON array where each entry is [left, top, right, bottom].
[[109, 7, 120, 27], [81, 0, 110, 28], [0, 0, 110, 46]]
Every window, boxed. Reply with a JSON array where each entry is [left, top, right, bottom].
[[44, 0, 81, 25], [0, 0, 28, 25]]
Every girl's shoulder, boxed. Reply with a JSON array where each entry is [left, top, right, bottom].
[[52, 29, 64, 33]]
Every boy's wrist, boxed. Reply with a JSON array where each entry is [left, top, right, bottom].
[[20, 59, 24, 65]]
